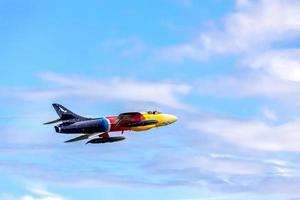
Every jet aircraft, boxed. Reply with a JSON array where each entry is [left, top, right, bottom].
[[44, 104, 177, 144]]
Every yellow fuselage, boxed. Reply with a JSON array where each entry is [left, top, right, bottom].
[[130, 112, 177, 131]]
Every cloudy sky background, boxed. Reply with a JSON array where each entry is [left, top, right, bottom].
[[1, 0, 300, 199]]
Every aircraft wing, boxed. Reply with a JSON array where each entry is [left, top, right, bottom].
[[64, 132, 105, 143]]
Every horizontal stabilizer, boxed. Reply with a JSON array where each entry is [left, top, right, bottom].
[[43, 118, 62, 125], [64, 134, 89, 143], [64, 132, 105, 143]]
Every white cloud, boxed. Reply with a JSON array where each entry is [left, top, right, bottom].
[[178, 155, 265, 175], [157, 0, 300, 109], [156, 0, 300, 106], [200, 70, 295, 106], [196, 74, 300, 107], [21, 187, 66, 200], [150, 152, 272, 178], [159, 0, 300, 60], [11, 72, 191, 110], [244, 49, 300, 82], [0, 187, 67, 200], [190, 117, 300, 152], [182, 193, 289, 200], [205, 0, 300, 53]]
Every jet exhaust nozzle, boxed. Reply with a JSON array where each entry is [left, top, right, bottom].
[[54, 126, 61, 133]]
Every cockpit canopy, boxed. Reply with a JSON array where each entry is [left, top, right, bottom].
[[147, 111, 162, 115]]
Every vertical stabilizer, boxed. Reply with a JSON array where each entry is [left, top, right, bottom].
[[52, 103, 86, 120], [44, 103, 87, 125]]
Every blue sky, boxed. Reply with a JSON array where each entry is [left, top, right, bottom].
[[1, 0, 300, 199]]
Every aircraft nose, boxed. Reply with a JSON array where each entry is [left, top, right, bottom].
[[170, 115, 178, 123], [165, 114, 178, 124]]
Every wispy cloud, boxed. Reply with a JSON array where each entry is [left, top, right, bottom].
[[148, 153, 267, 176], [182, 193, 288, 200], [2, 1, 300, 199], [5, 72, 192, 110], [143, 151, 300, 196], [0, 186, 67, 200], [243, 49, 300, 82], [21, 186, 67, 200], [190, 117, 300, 152], [196, 73, 300, 98], [156, 0, 300, 109], [158, 0, 300, 60]]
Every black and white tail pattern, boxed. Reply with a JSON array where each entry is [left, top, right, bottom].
[[52, 103, 86, 120]]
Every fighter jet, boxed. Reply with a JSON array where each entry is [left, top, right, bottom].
[[44, 104, 177, 144]]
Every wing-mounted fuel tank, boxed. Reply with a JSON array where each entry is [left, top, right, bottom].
[[55, 117, 110, 134], [86, 136, 125, 144]]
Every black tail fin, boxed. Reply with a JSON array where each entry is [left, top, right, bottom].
[[44, 104, 87, 125], [52, 103, 86, 120]]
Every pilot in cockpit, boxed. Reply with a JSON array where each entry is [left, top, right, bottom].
[[147, 111, 161, 114]]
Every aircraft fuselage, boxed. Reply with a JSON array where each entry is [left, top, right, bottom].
[[55, 112, 177, 134], [45, 104, 177, 144]]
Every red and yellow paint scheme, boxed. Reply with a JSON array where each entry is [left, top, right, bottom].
[[44, 104, 177, 144], [107, 111, 177, 132]]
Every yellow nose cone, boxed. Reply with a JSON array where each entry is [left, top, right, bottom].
[[164, 114, 178, 124]]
